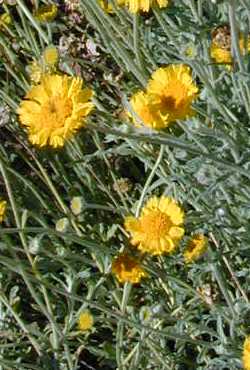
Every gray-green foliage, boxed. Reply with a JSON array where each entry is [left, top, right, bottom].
[[0, 0, 249, 369]]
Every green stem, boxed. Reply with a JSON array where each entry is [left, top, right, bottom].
[[133, 14, 143, 70], [0, 160, 33, 267], [228, 0, 245, 72], [210, 260, 236, 317], [86, 123, 250, 179], [0, 291, 41, 355], [0, 159, 61, 352], [136, 144, 164, 217]]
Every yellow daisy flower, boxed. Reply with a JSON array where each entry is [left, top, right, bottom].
[[125, 196, 184, 255], [78, 311, 94, 331], [243, 336, 250, 370], [34, 4, 58, 22], [18, 74, 93, 148], [119, 0, 168, 13], [0, 200, 7, 222], [129, 65, 198, 130], [183, 234, 207, 263], [112, 252, 147, 284], [146, 64, 198, 125]]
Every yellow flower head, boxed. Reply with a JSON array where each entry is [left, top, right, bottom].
[[243, 336, 250, 370], [78, 311, 94, 331], [125, 196, 184, 255], [0, 200, 7, 222], [112, 252, 147, 284], [18, 74, 94, 148], [42, 46, 59, 67], [120, 0, 168, 13], [129, 90, 166, 130], [146, 64, 198, 125], [183, 234, 207, 263], [0, 12, 11, 29], [34, 4, 58, 22]]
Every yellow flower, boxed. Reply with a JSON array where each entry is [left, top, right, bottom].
[[183, 234, 207, 263], [243, 336, 250, 370], [129, 65, 198, 130], [120, 0, 168, 13], [34, 4, 58, 22], [210, 37, 250, 69], [18, 74, 94, 148], [42, 46, 59, 67], [0, 12, 11, 29], [112, 252, 147, 284], [78, 311, 94, 331], [0, 200, 7, 222], [125, 196, 184, 255], [146, 64, 198, 125]]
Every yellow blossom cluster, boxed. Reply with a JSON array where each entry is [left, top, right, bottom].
[[112, 195, 185, 284], [112, 195, 208, 284], [129, 64, 199, 130], [15, 2, 207, 288], [17, 63, 198, 148]]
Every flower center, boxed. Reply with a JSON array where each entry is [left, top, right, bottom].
[[160, 82, 187, 114], [160, 95, 176, 110], [142, 210, 171, 238], [42, 95, 73, 128]]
